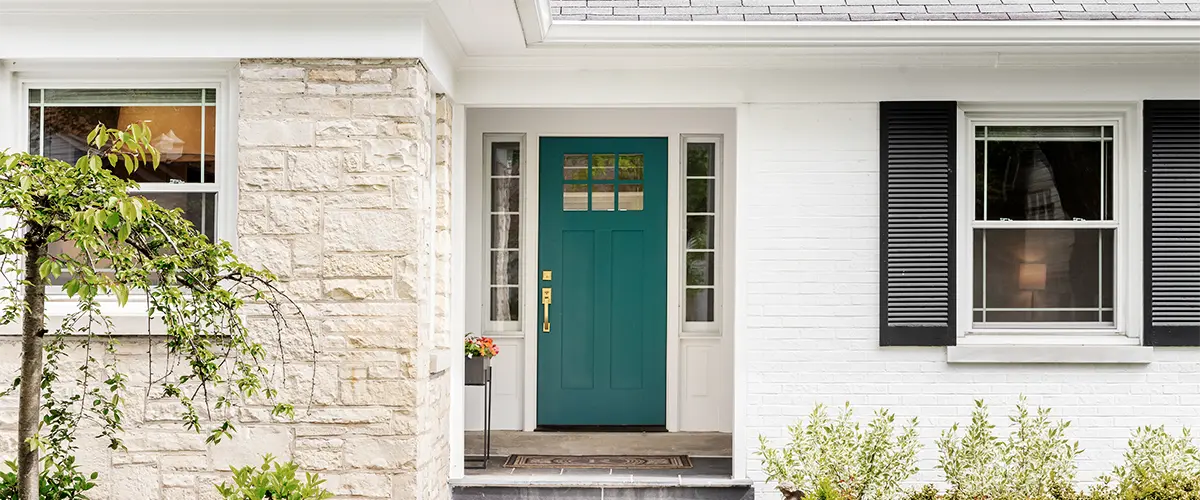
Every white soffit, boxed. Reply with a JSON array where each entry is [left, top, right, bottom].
[[503, 0, 1200, 50]]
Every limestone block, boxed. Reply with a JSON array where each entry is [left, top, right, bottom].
[[362, 138, 422, 174], [295, 437, 344, 471], [239, 168, 287, 192], [327, 472, 392, 498], [241, 120, 314, 147], [353, 98, 423, 118], [237, 236, 292, 277], [240, 97, 284, 117], [339, 83, 393, 95], [322, 254, 393, 278], [307, 83, 337, 96], [210, 426, 292, 470], [241, 66, 305, 80], [287, 150, 344, 191], [124, 431, 207, 452], [93, 465, 160, 500], [320, 191, 392, 211], [324, 209, 417, 252], [343, 436, 417, 469], [294, 407, 392, 425], [324, 278, 395, 301], [238, 195, 320, 235], [340, 379, 417, 408], [308, 69, 357, 82], [238, 149, 286, 170], [359, 68, 393, 82], [241, 80, 306, 95], [283, 97, 353, 117]]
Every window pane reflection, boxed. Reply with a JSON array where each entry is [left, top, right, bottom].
[[618, 184, 643, 211], [973, 228, 1114, 324], [490, 287, 519, 321], [563, 184, 588, 211], [591, 184, 614, 211], [618, 154, 643, 180], [686, 288, 714, 322]]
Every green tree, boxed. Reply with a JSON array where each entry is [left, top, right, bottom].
[[0, 124, 310, 499]]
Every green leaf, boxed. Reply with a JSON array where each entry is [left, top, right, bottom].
[[114, 285, 129, 307], [123, 154, 134, 174]]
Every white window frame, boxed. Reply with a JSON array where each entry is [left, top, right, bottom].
[[682, 135, 722, 334], [0, 66, 239, 332], [956, 104, 1142, 346], [483, 133, 526, 335]]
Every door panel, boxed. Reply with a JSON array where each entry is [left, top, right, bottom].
[[538, 137, 668, 427]]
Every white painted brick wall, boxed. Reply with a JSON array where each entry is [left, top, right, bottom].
[[740, 103, 1200, 497]]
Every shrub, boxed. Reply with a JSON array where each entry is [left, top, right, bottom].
[[758, 403, 921, 500], [0, 456, 97, 500], [1090, 426, 1200, 500], [936, 398, 1081, 500], [215, 455, 333, 500]]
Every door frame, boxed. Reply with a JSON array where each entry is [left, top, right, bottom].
[[521, 133, 683, 432]]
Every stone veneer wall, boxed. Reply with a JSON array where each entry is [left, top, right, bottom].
[[0, 58, 451, 500], [235, 58, 451, 500]]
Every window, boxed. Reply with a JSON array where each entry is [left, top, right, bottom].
[[684, 137, 719, 326], [487, 135, 522, 327], [27, 87, 223, 286], [970, 124, 1116, 330], [561, 153, 644, 212]]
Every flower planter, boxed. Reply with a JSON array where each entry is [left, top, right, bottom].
[[465, 356, 491, 386]]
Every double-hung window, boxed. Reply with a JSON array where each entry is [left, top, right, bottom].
[[970, 124, 1117, 333], [882, 100, 1200, 352], [26, 87, 225, 288]]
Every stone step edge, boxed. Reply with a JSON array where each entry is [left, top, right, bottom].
[[451, 478, 754, 488]]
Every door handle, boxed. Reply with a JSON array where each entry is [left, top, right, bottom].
[[541, 287, 552, 333]]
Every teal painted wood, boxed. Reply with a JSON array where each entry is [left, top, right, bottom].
[[538, 137, 668, 426]]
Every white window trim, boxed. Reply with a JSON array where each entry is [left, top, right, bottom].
[[0, 66, 239, 334], [482, 133, 526, 336], [954, 103, 1143, 348], [681, 135, 723, 335]]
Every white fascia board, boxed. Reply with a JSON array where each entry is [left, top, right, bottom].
[[542, 20, 1200, 47], [0, 62, 15, 152], [516, 0, 554, 45], [424, 7, 467, 96], [0, 10, 428, 60], [0, 0, 434, 13]]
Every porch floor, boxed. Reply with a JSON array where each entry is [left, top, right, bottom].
[[465, 431, 733, 457], [459, 456, 735, 487], [461, 431, 735, 485]]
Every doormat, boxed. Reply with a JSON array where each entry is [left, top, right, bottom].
[[503, 454, 692, 469]]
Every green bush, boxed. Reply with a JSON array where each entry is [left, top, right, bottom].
[[757, 403, 921, 500], [0, 456, 97, 500], [1089, 426, 1200, 500], [936, 398, 1082, 500], [215, 454, 332, 500], [760, 407, 1200, 500]]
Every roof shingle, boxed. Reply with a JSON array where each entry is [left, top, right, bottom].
[[549, 0, 1200, 20]]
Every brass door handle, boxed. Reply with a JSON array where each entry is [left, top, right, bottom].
[[541, 287, 552, 332]]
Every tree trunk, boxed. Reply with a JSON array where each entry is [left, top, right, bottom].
[[18, 234, 47, 500]]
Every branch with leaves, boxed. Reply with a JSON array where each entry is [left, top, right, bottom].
[[0, 123, 314, 499]]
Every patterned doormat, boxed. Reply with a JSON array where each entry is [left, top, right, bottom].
[[504, 454, 692, 469]]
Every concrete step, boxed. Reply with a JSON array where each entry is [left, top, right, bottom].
[[452, 485, 754, 499]]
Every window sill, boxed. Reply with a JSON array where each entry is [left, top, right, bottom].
[[947, 345, 1153, 364], [0, 297, 166, 336]]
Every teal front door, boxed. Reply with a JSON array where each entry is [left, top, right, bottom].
[[537, 137, 668, 427]]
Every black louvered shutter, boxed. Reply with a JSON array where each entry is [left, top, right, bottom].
[[880, 102, 957, 346], [1144, 100, 1200, 347]]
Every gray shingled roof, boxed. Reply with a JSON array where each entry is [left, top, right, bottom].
[[550, 0, 1200, 20]]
